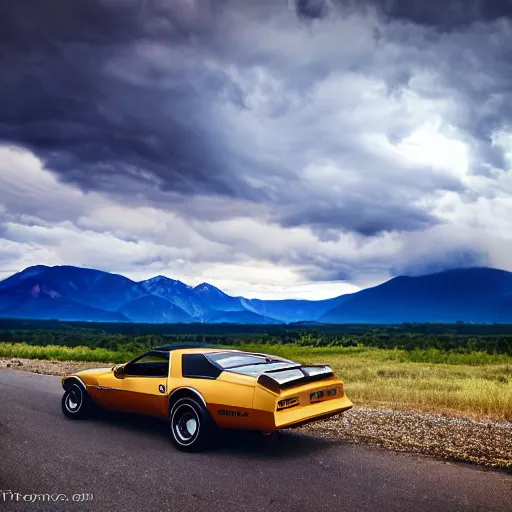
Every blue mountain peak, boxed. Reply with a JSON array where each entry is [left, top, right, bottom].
[[194, 282, 225, 295], [142, 275, 191, 289]]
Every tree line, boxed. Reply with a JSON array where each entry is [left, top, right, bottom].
[[0, 319, 511, 355]]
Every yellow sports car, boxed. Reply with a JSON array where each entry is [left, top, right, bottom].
[[61, 344, 353, 451]]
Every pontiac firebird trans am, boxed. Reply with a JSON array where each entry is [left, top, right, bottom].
[[61, 344, 353, 451]]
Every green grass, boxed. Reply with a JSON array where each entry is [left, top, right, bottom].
[[0, 342, 133, 364], [1, 342, 511, 421]]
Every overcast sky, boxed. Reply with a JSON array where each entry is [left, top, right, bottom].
[[1, 0, 512, 299]]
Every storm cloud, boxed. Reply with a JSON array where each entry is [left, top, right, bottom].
[[1, 0, 512, 297], [298, 0, 512, 27]]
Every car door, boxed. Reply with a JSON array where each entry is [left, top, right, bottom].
[[97, 352, 170, 418]]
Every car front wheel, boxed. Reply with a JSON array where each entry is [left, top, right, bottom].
[[169, 398, 216, 452], [61, 383, 94, 419]]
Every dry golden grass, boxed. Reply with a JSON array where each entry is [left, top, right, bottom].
[[241, 345, 512, 422]]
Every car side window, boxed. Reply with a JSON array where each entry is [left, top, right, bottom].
[[124, 353, 169, 377], [182, 354, 222, 379]]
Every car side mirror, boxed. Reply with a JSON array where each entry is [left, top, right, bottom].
[[113, 365, 125, 379]]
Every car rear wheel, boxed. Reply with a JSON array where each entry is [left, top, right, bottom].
[[169, 398, 216, 452], [62, 383, 94, 419]]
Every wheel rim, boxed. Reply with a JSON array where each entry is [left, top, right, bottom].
[[177, 414, 198, 440], [184, 417, 198, 436], [172, 403, 200, 446], [65, 385, 82, 413]]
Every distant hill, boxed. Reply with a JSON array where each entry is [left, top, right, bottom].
[[0, 265, 137, 322], [0, 290, 128, 323], [2, 265, 512, 324], [0, 265, 144, 312], [193, 283, 246, 312], [207, 310, 283, 325], [140, 276, 212, 320], [321, 268, 512, 324], [241, 296, 349, 323], [119, 296, 191, 324]]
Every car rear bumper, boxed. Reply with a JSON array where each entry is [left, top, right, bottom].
[[275, 395, 353, 429]]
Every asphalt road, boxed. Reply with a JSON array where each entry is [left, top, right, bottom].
[[0, 369, 510, 512]]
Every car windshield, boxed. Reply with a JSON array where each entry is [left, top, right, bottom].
[[206, 352, 298, 376]]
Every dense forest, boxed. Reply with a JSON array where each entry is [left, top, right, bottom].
[[0, 319, 511, 355]]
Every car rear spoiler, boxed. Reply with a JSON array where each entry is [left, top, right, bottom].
[[257, 365, 333, 394]]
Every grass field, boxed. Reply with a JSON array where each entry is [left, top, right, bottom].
[[1, 342, 511, 421]]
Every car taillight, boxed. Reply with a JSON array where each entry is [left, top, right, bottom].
[[310, 390, 324, 401], [277, 397, 300, 411]]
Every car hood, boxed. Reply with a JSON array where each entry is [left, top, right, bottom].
[[62, 367, 113, 387], [77, 367, 113, 376]]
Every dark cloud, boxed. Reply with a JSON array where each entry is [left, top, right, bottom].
[[0, 0, 223, 48], [278, 199, 437, 236], [302, 266, 356, 282], [373, 0, 512, 29], [390, 247, 490, 277], [1, 0, 512, 281], [0, 0, 243, 197], [321, 0, 512, 29], [295, 0, 332, 20], [291, 249, 390, 283]]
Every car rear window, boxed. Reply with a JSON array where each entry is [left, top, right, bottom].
[[206, 352, 298, 376], [207, 353, 268, 369]]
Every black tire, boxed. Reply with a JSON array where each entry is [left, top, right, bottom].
[[169, 398, 216, 452], [61, 382, 94, 419]]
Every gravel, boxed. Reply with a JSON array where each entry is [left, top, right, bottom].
[[2, 357, 511, 470], [0, 357, 111, 375], [299, 408, 512, 471]]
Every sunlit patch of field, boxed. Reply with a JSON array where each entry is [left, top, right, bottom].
[[1, 342, 511, 421]]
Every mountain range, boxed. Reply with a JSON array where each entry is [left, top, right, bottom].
[[1, 265, 512, 324]]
